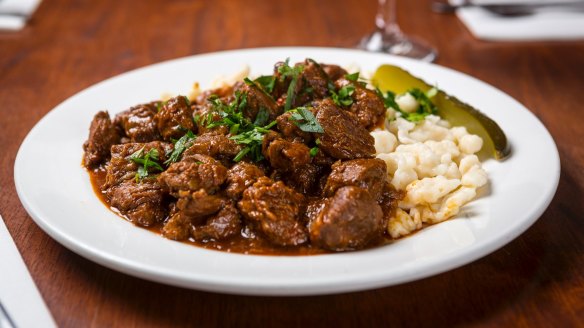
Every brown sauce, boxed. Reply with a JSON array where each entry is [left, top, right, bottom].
[[88, 167, 354, 255]]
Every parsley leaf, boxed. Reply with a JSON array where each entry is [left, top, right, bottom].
[[288, 107, 324, 133], [182, 95, 191, 107], [253, 107, 269, 126], [406, 88, 438, 121], [309, 147, 319, 157], [128, 147, 164, 182], [164, 130, 196, 165], [345, 72, 360, 82], [230, 120, 277, 162], [278, 58, 304, 111], [330, 84, 355, 107], [156, 100, 166, 112], [376, 88, 399, 111], [377, 87, 438, 122], [254, 75, 276, 93], [206, 91, 250, 132], [243, 77, 255, 86], [206, 92, 277, 162]]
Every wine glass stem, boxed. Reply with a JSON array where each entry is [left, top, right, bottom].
[[376, 0, 403, 39]]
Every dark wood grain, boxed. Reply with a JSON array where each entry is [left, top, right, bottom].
[[1, 0, 583, 326]]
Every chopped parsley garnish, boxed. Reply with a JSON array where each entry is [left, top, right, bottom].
[[309, 147, 319, 157], [345, 72, 360, 82], [182, 95, 191, 106], [327, 73, 359, 107], [128, 147, 164, 182], [253, 107, 270, 126], [278, 58, 304, 111], [254, 75, 276, 93], [231, 120, 277, 162], [377, 87, 438, 122], [164, 130, 196, 165], [404, 88, 438, 122], [288, 107, 324, 133], [205, 91, 248, 134], [330, 84, 355, 107], [155, 100, 166, 112], [243, 77, 255, 86], [376, 88, 399, 110], [206, 92, 276, 162]]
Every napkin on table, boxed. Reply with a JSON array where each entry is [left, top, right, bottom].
[[452, 0, 584, 41], [0, 0, 42, 31]]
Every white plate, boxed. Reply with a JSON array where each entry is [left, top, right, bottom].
[[14, 47, 560, 296]]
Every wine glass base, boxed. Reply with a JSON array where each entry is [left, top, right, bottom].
[[359, 31, 438, 62]]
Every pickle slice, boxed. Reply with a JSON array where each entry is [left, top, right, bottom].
[[372, 64, 511, 161]]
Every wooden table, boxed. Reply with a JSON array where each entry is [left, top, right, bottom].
[[1, 0, 583, 326]]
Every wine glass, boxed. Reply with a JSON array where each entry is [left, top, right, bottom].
[[359, 0, 438, 62]]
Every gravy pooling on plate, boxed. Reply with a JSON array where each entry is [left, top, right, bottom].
[[83, 59, 404, 254]]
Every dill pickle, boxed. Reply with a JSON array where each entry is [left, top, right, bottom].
[[372, 64, 511, 161]]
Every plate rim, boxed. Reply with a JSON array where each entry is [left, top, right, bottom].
[[14, 46, 561, 295]]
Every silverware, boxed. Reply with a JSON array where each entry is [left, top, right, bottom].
[[0, 301, 16, 328], [0, 8, 29, 32], [0, 214, 56, 327], [0, 11, 28, 18], [0, 218, 17, 328], [432, 0, 584, 16]]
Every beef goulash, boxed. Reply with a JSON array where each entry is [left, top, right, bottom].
[[83, 59, 403, 255]]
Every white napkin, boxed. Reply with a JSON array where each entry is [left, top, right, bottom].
[[453, 0, 584, 41], [0, 0, 42, 31]]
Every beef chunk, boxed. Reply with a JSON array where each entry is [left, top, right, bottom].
[[114, 103, 160, 142], [299, 59, 330, 99], [379, 182, 404, 225], [262, 136, 311, 172], [104, 142, 171, 189], [303, 197, 328, 224], [192, 200, 242, 240], [83, 111, 120, 168], [177, 189, 225, 222], [324, 158, 387, 202], [107, 179, 168, 227], [162, 212, 191, 241], [308, 186, 383, 251], [164, 193, 245, 242], [284, 163, 325, 195], [276, 111, 314, 143], [102, 142, 171, 226], [312, 99, 375, 159], [182, 133, 242, 165], [158, 154, 228, 196], [335, 78, 386, 129], [236, 82, 281, 122], [321, 64, 348, 82], [238, 177, 308, 246], [270, 63, 286, 103], [155, 96, 195, 141], [272, 59, 330, 108], [225, 162, 265, 199], [312, 148, 335, 167]]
